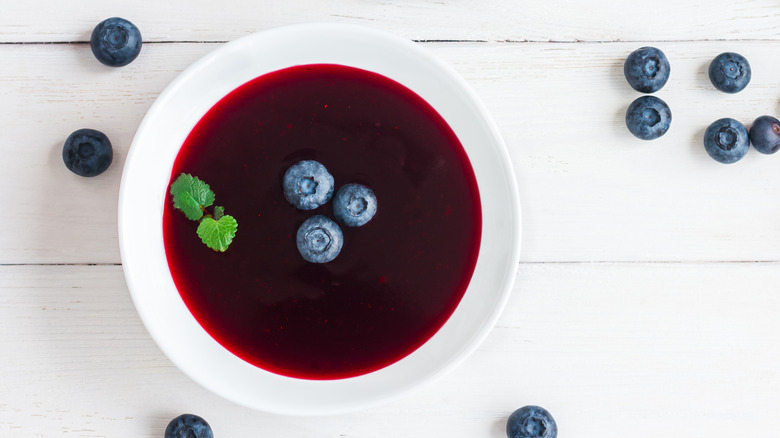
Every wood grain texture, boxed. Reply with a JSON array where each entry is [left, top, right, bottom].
[[3, 42, 780, 263], [1, 0, 780, 42], [1, 263, 778, 437], [5, 2, 780, 437]]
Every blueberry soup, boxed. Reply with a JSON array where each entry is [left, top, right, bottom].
[[163, 64, 482, 379]]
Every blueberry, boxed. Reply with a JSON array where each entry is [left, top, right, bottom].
[[283, 160, 335, 210], [708, 52, 751, 93], [90, 17, 142, 67], [506, 405, 557, 438], [623, 46, 670, 93], [625, 95, 672, 140], [749, 115, 780, 155], [62, 128, 113, 177], [164, 413, 213, 438], [703, 118, 749, 164], [296, 215, 343, 263], [332, 184, 378, 227]]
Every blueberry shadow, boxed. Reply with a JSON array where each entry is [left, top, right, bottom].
[[697, 60, 712, 89], [152, 413, 174, 436], [74, 28, 119, 73], [155, 412, 181, 436], [492, 416, 507, 437], [691, 126, 706, 159], [613, 104, 629, 140], [613, 53, 652, 103], [49, 138, 62, 169], [696, 60, 714, 79], [612, 55, 629, 92]]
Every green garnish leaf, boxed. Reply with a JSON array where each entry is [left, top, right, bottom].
[[196, 215, 238, 252], [170, 173, 215, 221], [213, 206, 225, 221]]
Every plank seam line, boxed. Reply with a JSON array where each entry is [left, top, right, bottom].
[[2, 38, 780, 45]]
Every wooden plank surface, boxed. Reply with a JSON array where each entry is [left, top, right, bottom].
[[3, 42, 780, 263], [2, 0, 780, 43], [5, 2, 780, 436], [1, 263, 778, 437]]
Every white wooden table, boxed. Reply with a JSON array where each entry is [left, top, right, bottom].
[[3, 2, 780, 436]]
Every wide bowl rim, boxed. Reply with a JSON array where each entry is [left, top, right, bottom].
[[118, 22, 521, 415]]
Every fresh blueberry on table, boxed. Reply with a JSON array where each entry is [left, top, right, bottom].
[[164, 413, 213, 438], [623, 46, 670, 93], [708, 52, 751, 93], [749, 115, 780, 155], [297, 215, 344, 263], [62, 128, 113, 177], [90, 17, 142, 67], [283, 160, 335, 210], [625, 95, 672, 140], [703, 118, 749, 164], [506, 405, 557, 438], [333, 183, 378, 227]]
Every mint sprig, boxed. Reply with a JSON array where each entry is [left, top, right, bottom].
[[170, 173, 237, 252]]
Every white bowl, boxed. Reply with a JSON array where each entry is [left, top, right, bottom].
[[119, 23, 521, 415]]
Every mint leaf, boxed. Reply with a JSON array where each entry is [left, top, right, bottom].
[[213, 206, 225, 221], [196, 215, 238, 252], [170, 174, 215, 221]]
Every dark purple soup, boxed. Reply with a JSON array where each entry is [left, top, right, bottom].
[[163, 64, 481, 380]]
